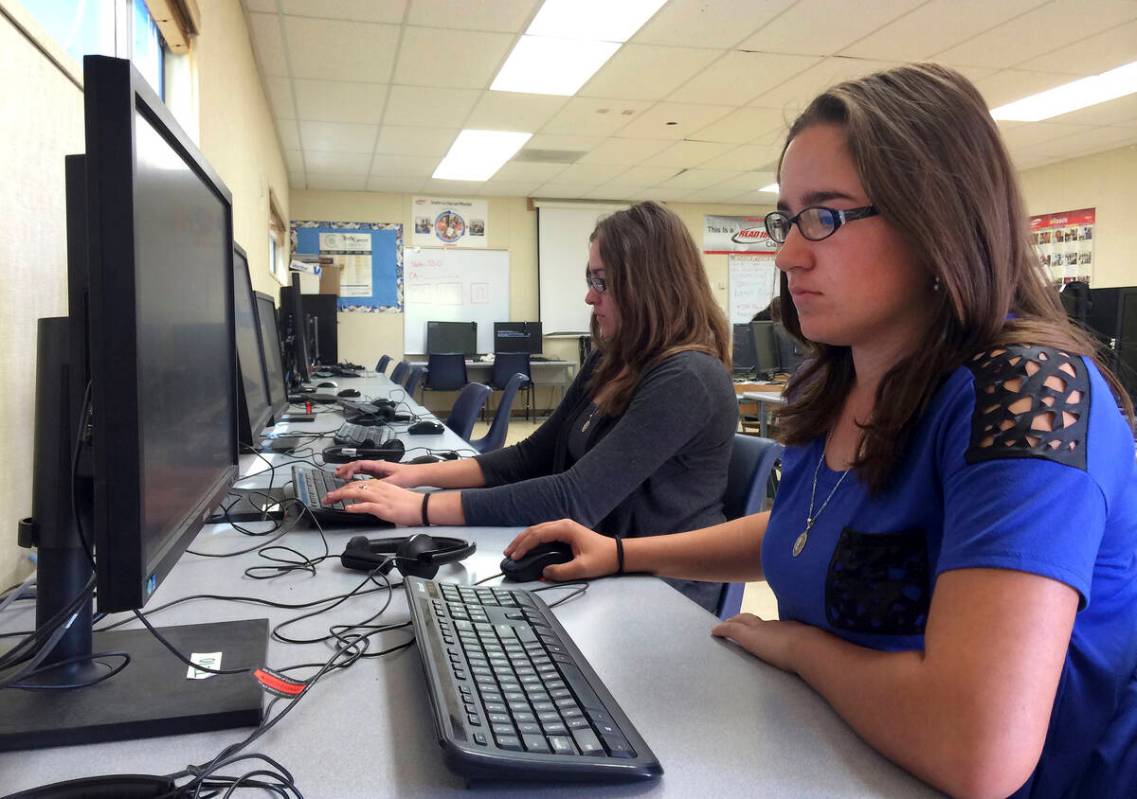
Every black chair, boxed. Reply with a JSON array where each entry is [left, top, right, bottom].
[[716, 435, 784, 619], [403, 366, 426, 397], [445, 382, 491, 441], [425, 353, 468, 391], [470, 372, 528, 453], [390, 360, 410, 384], [375, 354, 392, 374], [490, 352, 533, 421]]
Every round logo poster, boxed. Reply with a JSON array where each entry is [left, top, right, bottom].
[[434, 209, 466, 244]]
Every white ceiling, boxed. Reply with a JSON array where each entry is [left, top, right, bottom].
[[241, 0, 1137, 202]]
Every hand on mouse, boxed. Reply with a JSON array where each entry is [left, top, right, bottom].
[[503, 519, 618, 582], [321, 478, 423, 526], [334, 459, 420, 487]]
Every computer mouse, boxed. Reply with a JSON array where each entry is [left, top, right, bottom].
[[317, 381, 338, 388], [408, 420, 445, 435], [408, 454, 442, 464], [337, 388, 361, 398], [500, 542, 574, 582]]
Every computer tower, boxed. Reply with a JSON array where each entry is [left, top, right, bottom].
[[302, 293, 338, 365]]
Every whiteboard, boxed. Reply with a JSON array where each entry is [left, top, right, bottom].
[[728, 254, 778, 323], [538, 204, 628, 333], [403, 248, 509, 354]]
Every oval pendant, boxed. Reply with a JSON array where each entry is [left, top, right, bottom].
[[792, 531, 808, 558]]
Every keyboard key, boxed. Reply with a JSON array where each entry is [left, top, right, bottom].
[[549, 735, 576, 755], [496, 735, 522, 751], [523, 733, 550, 753], [572, 728, 604, 755]]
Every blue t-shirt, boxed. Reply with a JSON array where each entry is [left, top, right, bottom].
[[763, 345, 1137, 799]]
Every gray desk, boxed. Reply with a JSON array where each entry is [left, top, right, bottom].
[[409, 359, 576, 413], [0, 527, 937, 796], [740, 390, 787, 438]]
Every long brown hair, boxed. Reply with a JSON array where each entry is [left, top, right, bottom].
[[588, 201, 730, 415], [774, 63, 1133, 492]]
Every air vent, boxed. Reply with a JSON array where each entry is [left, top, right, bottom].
[[513, 149, 585, 164]]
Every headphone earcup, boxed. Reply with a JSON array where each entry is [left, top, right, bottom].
[[396, 533, 440, 579], [340, 535, 396, 574]]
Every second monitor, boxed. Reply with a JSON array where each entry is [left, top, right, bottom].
[[494, 321, 542, 354], [427, 320, 477, 355]]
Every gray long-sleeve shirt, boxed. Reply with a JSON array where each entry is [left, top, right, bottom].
[[461, 350, 738, 538]]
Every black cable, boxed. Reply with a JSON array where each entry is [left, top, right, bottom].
[[474, 571, 504, 585], [532, 582, 591, 608]]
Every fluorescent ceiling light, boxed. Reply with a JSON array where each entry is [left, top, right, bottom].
[[759, 183, 779, 193], [991, 60, 1137, 122], [526, 0, 667, 42], [432, 129, 532, 181], [491, 36, 619, 96]]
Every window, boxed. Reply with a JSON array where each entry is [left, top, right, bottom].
[[269, 191, 288, 285]]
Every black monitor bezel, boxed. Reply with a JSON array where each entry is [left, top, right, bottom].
[[83, 55, 238, 611], [426, 320, 477, 355], [493, 321, 543, 355], [234, 242, 274, 443], [254, 291, 290, 421]]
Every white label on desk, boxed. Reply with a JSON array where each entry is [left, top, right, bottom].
[[187, 651, 222, 680]]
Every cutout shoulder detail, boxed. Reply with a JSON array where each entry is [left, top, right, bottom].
[[964, 345, 1089, 470]]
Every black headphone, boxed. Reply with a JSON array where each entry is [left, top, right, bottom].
[[340, 533, 475, 579]]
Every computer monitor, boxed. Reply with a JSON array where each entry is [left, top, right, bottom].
[[732, 322, 758, 374], [751, 321, 780, 377], [234, 243, 273, 447], [2, 56, 265, 752], [494, 321, 543, 354], [255, 291, 289, 421], [302, 293, 339, 365], [280, 273, 313, 384], [773, 323, 806, 375], [427, 320, 477, 355]]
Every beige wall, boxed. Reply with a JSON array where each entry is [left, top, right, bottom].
[[0, 2, 288, 587], [1019, 143, 1137, 289]]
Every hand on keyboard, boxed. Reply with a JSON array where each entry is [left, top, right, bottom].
[[333, 459, 419, 488], [503, 519, 617, 583], [321, 476, 425, 525]]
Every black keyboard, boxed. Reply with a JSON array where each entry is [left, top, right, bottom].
[[333, 422, 391, 447], [404, 577, 662, 783], [290, 466, 391, 528]]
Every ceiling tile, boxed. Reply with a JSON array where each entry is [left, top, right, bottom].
[[492, 162, 569, 182], [299, 120, 379, 152], [524, 133, 605, 151], [689, 107, 790, 144], [405, 0, 539, 32], [304, 150, 374, 174], [283, 149, 304, 172], [750, 57, 900, 111], [579, 45, 721, 101], [708, 170, 779, 192], [464, 92, 569, 132], [740, 0, 923, 56], [243, 0, 277, 12], [633, 0, 795, 49], [1014, 126, 1137, 164], [248, 13, 288, 77], [383, 85, 481, 127], [375, 125, 458, 155], [637, 186, 692, 201], [669, 52, 819, 106], [615, 102, 734, 140], [265, 77, 295, 118], [1050, 93, 1137, 128], [277, 119, 301, 149], [576, 138, 672, 165], [366, 175, 427, 193], [393, 27, 515, 89], [1015, 20, 1137, 76], [683, 185, 755, 204], [618, 165, 683, 185], [554, 163, 630, 184], [284, 16, 400, 82], [369, 154, 440, 177], [972, 69, 1073, 108], [534, 182, 594, 199], [420, 179, 483, 195], [307, 172, 368, 191], [640, 140, 735, 168], [477, 179, 546, 196], [281, 0, 407, 23], [841, 0, 1048, 62], [998, 122, 1091, 149], [540, 98, 653, 137], [583, 185, 646, 201], [729, 188, 780, 206], [699, 143, 784, 171], [293, 79, 389, 124], [933, 2, 1137, 69], [658, 168, 736, 189]]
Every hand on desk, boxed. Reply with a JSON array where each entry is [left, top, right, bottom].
[[322, 478, 423, 526], [503, 519, 617, 582], [335, 459, 420, 488], [711, 613, 808, 674]]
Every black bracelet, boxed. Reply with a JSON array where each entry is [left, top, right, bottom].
[[421, 493, 431, 527], [614, 535, 624, 575]]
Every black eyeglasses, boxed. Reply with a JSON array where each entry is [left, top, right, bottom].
[[764, 205, 879, 244], [585, 271, 607, 293]]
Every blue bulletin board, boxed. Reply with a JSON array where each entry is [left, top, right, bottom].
[[290, 220, 403, 312]]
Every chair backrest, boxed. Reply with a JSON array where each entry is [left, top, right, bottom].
[[426, 353, 468, 391], [470, 372, 528, 453], [445, 382, 491, 441], [390, 360, 410, 384], [717, 434, 784, 619], [490, 352, 531, 389], [375, 354, 392, 374], [403, 366, 426, 396]]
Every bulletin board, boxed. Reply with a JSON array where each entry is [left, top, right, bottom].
[[403, 247, 510, 354], [291, 220, 403, 312]]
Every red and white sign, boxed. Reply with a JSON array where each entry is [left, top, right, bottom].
[[704, 215, 778, 254], [1029, 207, 1094, 284]]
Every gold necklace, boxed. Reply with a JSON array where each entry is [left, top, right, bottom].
[[792, 432, 851, 558]]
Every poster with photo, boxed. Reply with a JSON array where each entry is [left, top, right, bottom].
[[412, 196, 487, 248], [1029, 207, 1094, 285]]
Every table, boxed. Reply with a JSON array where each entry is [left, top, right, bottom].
[[409, 359, 576, 415], [740, 389, 787, 438]]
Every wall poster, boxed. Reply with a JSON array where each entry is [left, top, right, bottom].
[[704, 214, 779, 254], [291, 220, 403, 312], [1030, 207, 1094, 285], [412, 196, 488, 248]]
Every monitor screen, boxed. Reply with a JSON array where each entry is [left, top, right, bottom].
[[255, 291, 289, 420], [234, 244, 273, 445], [732, 323, 758, 373], [494, 322, 543, 354], [751, 321, 780, 376], [427, 320, 477, 355], [773, 323, 805, 375], [281, 274, 313, 382]]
